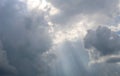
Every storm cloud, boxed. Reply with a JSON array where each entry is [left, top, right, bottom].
[[84, 26, 120, 55], [0, 0, 52, 76], [0, 0, 120, 76]]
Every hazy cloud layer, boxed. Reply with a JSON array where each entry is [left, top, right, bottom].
[[47, 40, 89, 76], [89, 63, 120, 76], [48, 0, 119, 25], [0, 41, 16, 75]]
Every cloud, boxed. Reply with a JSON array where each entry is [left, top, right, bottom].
[[1, 0, 120, 76], [84, 26, 120, 68], [0, 0, 52, 76], [106, 55, 120, 63], [0, 41, 17, 75], [47, 36, 120, 76], [90, 63, 120, 76], [84, 26, 120, 56], [48, 0, 119, 25]]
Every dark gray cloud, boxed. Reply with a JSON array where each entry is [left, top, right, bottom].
[[48, 0, 119, 24], [106, 56, 120, 63], [84, 26, 120, 55], [84, 26, 120, 75], [0, 0, 52, 76], [0, 42, 17, 76]]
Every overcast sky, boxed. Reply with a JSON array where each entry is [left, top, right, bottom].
[[0, 0, 120, 76]]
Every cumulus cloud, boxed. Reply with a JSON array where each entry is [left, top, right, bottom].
[[84, 26, 120, 55], [84, 26, 120, 67]]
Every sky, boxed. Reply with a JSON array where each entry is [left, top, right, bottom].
[[0, 0, 120, 76]]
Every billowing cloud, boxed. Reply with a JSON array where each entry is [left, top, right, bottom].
[[0, 0, 52, 76], [1, 0, 120, 76], [84, 26, 120, 55], [84, 26, 120, 68]]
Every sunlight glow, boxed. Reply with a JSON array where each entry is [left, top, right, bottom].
[[53, 18, 92, 44], [48, 3, 60, 16], [26, 0, 47, 10], [25, 0, 60, 15]]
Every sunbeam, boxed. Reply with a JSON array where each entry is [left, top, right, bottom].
[[0, 0, 120, 76]]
